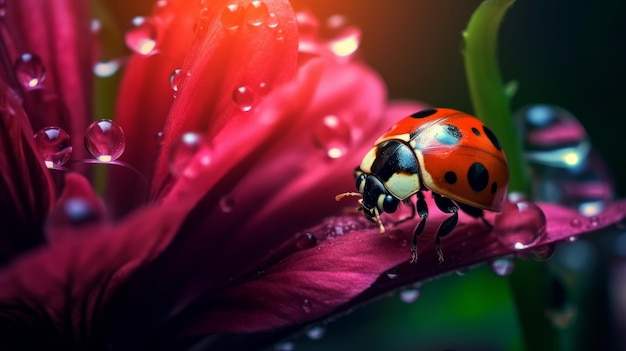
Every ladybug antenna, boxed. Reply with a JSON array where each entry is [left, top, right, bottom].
[[335, 192, 362, 202]]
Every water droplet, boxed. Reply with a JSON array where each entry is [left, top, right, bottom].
[[313, 115, 352, 159], [15, 53, 46, 89], [125, 17, 157, 55], [588, 215, 600, 227], [566, 236, 577, 243], [569, 218, 582, 228], [245, 0, 269, 27], [515, 104, 590, 168], [153, 0, 174, 23], [296, 11, 320, 40], [63, 197, 100, 224], [386, 266, 399, 279], [531, 243, 555, 261], [489, 257, 515, 276], [34, 126, 72, 168], [306, 326, 326, 340], [274, 342, 295, 351], [221, 4, 245, 30], [219, 194, 234, 213], [266, 12, 279, 28], [301, 298, 312, 313], [295, 232, 318, 249], [494, 199, 546, 250], [327, 26, 361, 58], [84, 119, 126, 162], [169, 68, 190, 93], [399, 288, 421, 303], [168, 132, 212, 178], [274, 28, 285, 41], [93, 60, 120, 78], [257, 81, 270, 96], [232, 85, 255, 111]]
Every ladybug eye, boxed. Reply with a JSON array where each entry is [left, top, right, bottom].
[[356, 173, 367, 192], [382, 195, 399, 213]]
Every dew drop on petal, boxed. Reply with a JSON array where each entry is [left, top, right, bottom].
[[274, 29, 285, 41], [570, 217, 582, 228], [313, 115, 352, 159], [399, 288, 421, 304], [489, 257, 515, 276], [219, 194, 235, 213], [156, 131, 164, 146], [85, 120, 125, 162], [125, 17, 157, 55], [221, 4, 244, 30], [258, 81, 270, 96], [153, 0, 174, 23], [327, 26, 361, 58], [245, 0, 269, 27], [295, 232, 318, 249], [232, 85, 254, 111], [306, 326, 326, 340], [494, 199, 546, 250], [15, 53, 46, 90], [386, 266, 399, 279], [34, 126, 72, 168], [301, 298, 312, 313], [168, 132, 212, 178], [169, 68, 188, 92], [266, 12, 279, 29]]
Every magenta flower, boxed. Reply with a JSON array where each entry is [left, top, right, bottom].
[[0, 0, 624, 350]]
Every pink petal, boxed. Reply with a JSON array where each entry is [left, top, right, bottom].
[[0, 81, 54, 264], [162, 198, 626, 337], [2, 0, 92, 160], [0, 197, 194, 349]]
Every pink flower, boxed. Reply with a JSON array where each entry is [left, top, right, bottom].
[[0, 0, 624, 350]]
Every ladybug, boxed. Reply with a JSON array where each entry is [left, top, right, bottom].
[[336, 108, 509, 263]]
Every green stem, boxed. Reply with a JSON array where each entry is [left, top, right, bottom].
[[463, 1, 558, 351], [463, 0, 529, 195]]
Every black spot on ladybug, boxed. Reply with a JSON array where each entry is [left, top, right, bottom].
[[435, 124, 462, 145], [410, 109, 437, 118], [483, 125, 502, 151], [467, 162, 489, 192], [471, 127, 481, 136], [444, 171, 457, 184], [491, 181, 498, 194]]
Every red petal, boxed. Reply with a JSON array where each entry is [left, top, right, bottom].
[[0, 81, 54, 265], [0, 198, 193, 349], [159, 199, 626, 336], [2, 0, 92, 159], [150, 0, 299, 198]]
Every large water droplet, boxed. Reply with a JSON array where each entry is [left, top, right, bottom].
[[221, 4, 244, 30], [34, 126, 72, 168], [232, 85, 255, 111], [489, 257, 515, 276], [169, 132, 212, 178], [125, 17, 158, 55], [494, 199, 546, 250], [15, 53, 46, 90], [399, 287, 421, 303], [266, 12, 279, 29], [313, 115, 352, 159], [327, 26, 361, 58], [245, 0, 269, 27], [84, 119, 126, 162], [515, 104, 589, 169], [301, 298, 312, 313]]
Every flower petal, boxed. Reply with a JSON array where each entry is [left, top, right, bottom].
[[147, 199, 626, 347], [0, 197, 193, 349], [0, 81, 54, 265], [2, 0, 92, 159]]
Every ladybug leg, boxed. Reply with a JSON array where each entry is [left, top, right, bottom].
[[457, 202, 492, 229], [433, 194, 459, 263], [410, 191, 429, 264]]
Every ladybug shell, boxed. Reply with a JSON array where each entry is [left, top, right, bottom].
[[366, 108, 509, 211]]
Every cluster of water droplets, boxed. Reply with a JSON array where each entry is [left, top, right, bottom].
[[33, 119, 126, 169], [515, 104, 614, 216]]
